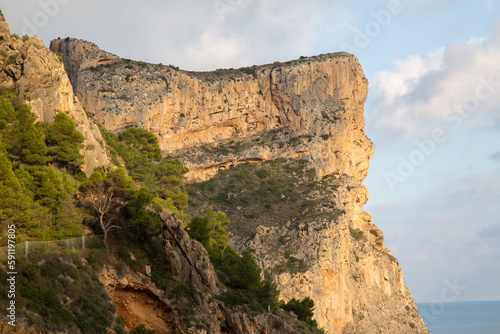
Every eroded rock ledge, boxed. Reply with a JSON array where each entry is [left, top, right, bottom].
[[99, 212, 306, 334]]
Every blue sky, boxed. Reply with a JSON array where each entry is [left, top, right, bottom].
[[2, 0, 499, 303]]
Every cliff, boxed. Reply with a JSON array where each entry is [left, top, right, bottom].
[[0, 19, 109, 175], [50, 38, 429, 333], [50, 38, 372, 183], [186, 158, 428, 334]]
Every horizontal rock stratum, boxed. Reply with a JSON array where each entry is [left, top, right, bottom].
[[50, 37, 429, 334]]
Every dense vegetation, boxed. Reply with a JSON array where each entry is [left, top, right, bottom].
[[97, 123, 188, 221], [281, 297, 318, 328], [0, 249, 117, 333], [0, 90, 189, 332], [186, 206, 320, 330], [0, 88, 188, 245], [187, 207, 279, 312], [0, 89, 85, 243]]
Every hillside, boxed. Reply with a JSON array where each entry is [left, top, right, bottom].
[[0, 8, 429, 334], [0, 11, 338, 334]]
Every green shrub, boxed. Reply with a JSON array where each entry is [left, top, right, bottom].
[[113, 316, 128, 334], [222, 290, 252, 306], [142, 239, 172, 291], [1, 250, 115, 331], [255, 168, 270, 179], [130, 324, 156, 334], [74, 295, 114, 334], [285, 256, 308, 274], [170, 284, 196, 300], [349, 227, 364, 240], [6, 55, 17, 65], [281, 297, 317, 328], [187, 216, 211, 246], [86, 249, 110, 271], [43, 112, 85, 171]]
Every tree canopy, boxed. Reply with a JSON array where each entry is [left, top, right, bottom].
[[187, 207, 279, 312], [43, 112, 85, 171], [97, 124, 188, 212], [0, 93, 84, 243]]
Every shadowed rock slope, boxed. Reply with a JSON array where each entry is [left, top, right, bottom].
[[50, 37, 429, 334]]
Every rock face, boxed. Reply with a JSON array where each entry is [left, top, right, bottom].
[[51, 37, 429, 333], [0, 18, 109, 175], [50, 38, 373, 183], [160, 211, 219, 295], [229, 175, 428, 334]]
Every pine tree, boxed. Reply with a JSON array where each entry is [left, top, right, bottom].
[[204, 206, 230, 248], [44, 112, 84, 171], [187, 216, 212, 246]]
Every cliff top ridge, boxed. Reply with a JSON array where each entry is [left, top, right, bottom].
[[51, 37, 360, 82]]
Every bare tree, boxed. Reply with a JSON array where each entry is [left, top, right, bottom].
[[80, 181, 124, 248]]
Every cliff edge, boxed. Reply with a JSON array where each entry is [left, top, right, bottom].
[[50, 37, 429, 334]]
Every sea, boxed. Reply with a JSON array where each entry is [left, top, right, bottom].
[[417, 300, 500, 334]]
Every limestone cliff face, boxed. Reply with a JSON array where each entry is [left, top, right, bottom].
[[229, 175, 428, 334], [51, 38, 428, 334], [0, 20, 109, 175], [50, 38, 373, 183]]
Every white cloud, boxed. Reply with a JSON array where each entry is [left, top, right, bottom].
[[1, 0, 349, 71], [370, 26, 500, 138], [184, 31, 251, 70], [374, 49, 445, 103]]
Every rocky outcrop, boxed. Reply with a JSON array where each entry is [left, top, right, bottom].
[[99, 259, 180, 334], [160, 211, 219, 295], [100, 211, 309, 334], [0, 19, 109, 175], [50, 38, 373, 183]]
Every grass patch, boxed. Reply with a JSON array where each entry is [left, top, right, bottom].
[[349, 227, 364, 240]]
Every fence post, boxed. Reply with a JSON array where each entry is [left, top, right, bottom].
[[25, 240, 28, 257], [82, 235, 85, 250]]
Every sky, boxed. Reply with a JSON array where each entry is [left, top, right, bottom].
[[2, 0, 499, 306]]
